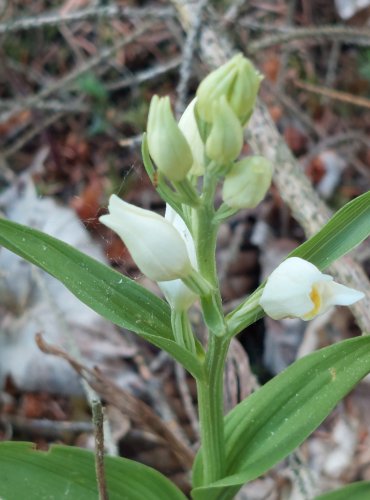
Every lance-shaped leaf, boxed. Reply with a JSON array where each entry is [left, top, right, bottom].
[[192, 336, 370, 500], [0, 219, 202, 378], [0, 442, 187, 500], [315, 481, 370, 500], [227, 191, 370, 335]]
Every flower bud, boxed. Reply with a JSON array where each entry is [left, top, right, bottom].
[[222, 156, 273, 209], [178, 99, 205, 176], [196, 54, 263, 125], [99, 195, 192, 282], [260, 257, 364, 321], [147, 96, 193, 181], [205, 96, 243, 165], [158, 205, 198, 310]]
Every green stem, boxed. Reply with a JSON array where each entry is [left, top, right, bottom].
[[192, 172, 229, 484], [196, 335, 230, 485], [192, 175, 219, 283]]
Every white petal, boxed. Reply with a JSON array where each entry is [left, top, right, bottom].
[[260, 257, 323, 319], [165, 205, 197, 268], [260, 256, 364, 321], [178, 99, 205, 176], [158, 205, 198, 309], [315, 280, 365, 315], [158, 279, 197, 310], [100, 196, 192, 282]]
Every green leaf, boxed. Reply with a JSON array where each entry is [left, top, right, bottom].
[[315, 481, 370, 500], [289, 191, 370, 269], [0, 219, 202, 378], [192, 336, 370, 500], [0, 442, 187, 500], [227, 191, 370, 335]]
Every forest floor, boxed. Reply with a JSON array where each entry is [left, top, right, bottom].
[[1, 1, 370, 498]]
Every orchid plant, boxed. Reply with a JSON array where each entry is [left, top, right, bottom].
[[0, 54, 370, 500]]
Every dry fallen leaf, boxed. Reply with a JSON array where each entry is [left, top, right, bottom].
[[0, 171, 136, 394]]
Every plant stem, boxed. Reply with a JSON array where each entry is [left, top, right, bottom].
[[196, 335, 230, 484], [192, 171, 229, 484]]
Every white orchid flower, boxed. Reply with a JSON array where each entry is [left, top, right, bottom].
[[158, 205, 198, 310], [259, 257, 364, 320], [99, 195, 192, 282]]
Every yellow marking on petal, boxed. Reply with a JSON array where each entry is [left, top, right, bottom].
[[303, 285, 321, 320]]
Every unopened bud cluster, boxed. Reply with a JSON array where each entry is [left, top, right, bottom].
[[100, 54, 273, 310], [143, 54, 272, 209]]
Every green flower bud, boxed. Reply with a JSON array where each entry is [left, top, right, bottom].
[[196, 54, 263, 125], [222, 156, 273, 209], [205, 96, 243, 165], [147, 95, 193, 181]]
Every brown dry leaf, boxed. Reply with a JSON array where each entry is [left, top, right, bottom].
[[0, 110, 31, 137], [70, 176, 105, 227], [261, 55, 280, 83]]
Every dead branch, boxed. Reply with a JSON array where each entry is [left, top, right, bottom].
[[0, 6, 174, 34], [248, 25, 370, 53]]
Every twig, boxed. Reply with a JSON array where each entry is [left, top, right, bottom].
[[238, 19, 290, 32], [106, 56, 182, 91], [264, 80, 323, 138], [36, 334, 195, 471], [2, 112, 64, 159], [249, 25, 370, 53], [92, 400, 109, 500], [324, 41, 341, 91], [293, 79, 370, 110], [0, 24, 150, 125], [301, 131, 369, 167], [6, 416, 94, 437], [223, 0, 248, 25], [118, 134, 143, 149], [0, 156, 16, 183], [275, 0, 296, 92], [175, 0, 208, 118], [0, 6, 174, 34], [0, 98, 88, 113]]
